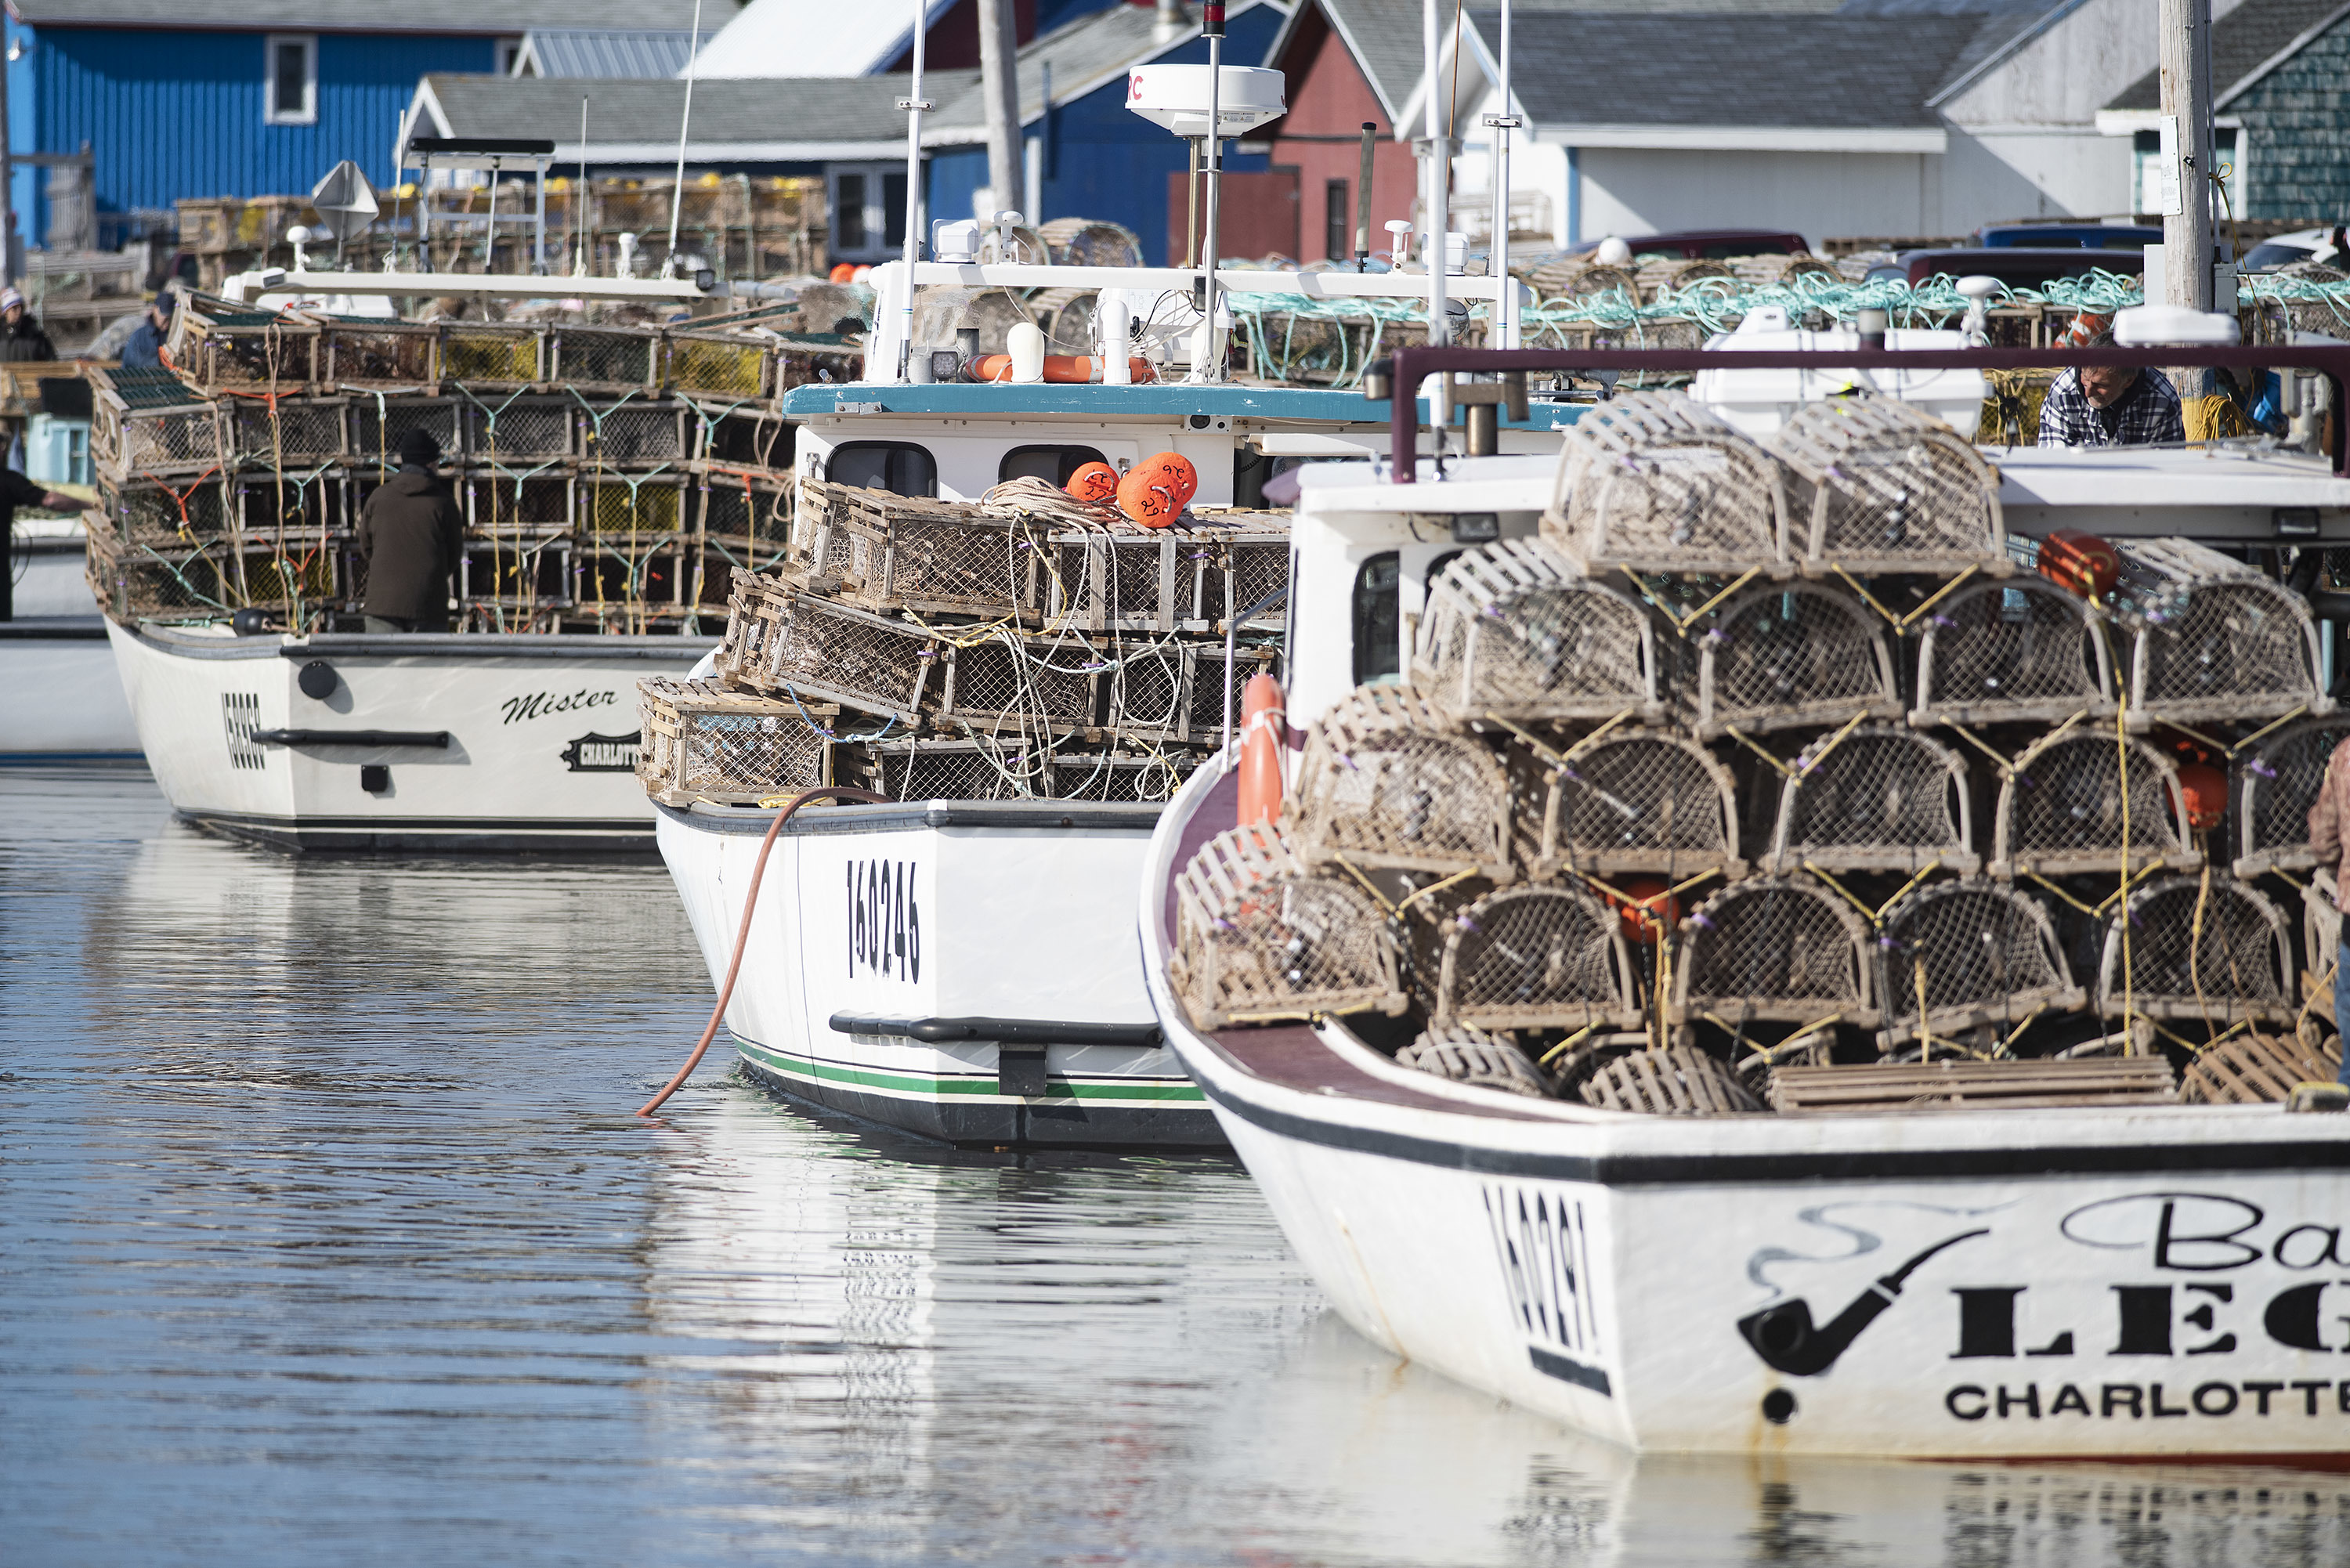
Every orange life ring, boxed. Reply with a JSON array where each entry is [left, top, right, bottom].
[[969, 354, 1158, 385], [1237, 674, 1285, 830]]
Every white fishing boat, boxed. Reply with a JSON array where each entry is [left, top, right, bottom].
[[3, 515, 137, 757], [1136, 323, 2350, 1458]]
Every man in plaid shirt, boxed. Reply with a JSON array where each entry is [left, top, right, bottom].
[[2037, 341, 2186, 447]]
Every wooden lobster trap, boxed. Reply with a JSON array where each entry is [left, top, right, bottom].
[[2125, 565, 2327, 730], [438, 322, 547, 388], [96, 536, 339, 618], [1283, 685, 1515, 880], [92, 388, 226, 482], [1045, 513, 1291, 634], [1517, 729, 1744, 880], [465, 473, 575, 535], [352, 396, 465, 474], [1991, 728, 2200, 879], [580, 475, 687, 539], [1101, 639, 1278, 745], [637, 677, 836, 807], [225, 396, 348, 470], [1770, 399, 2005, 576], [695, 467, 795, 558], [1412, 537, 1662, 724], [664, 327, 774, 401], [717, 580, 940, 723], [234, 468, 353, 544], [1672, 875, 1879, 1029], [930, 626, 1104, 738], [457, 537, 573, 614], [797, 479, 1045, 620], [1171, 824, 1407, 1030], [109, 472, 238, 546], [692, 399, 792, 470], [1910, 576, 2115, 728], [1875, 880, 2082, 1050], [167, 305, 318, 396], [1432, 883, 1643, 1032], [550, 326, 661, 394], [2179, 1030, 2343, 1104], [1690, 580, 1902, 736], [1579, 1048, 1763, 1115], [2234, 714, 2350, 876], [1766, 724, 1977, 875], [460, 395, 575, 464], [579, 401, 689, 467], [2098, 873, 2298, 1028], [316, 317, 439, 390], [844, 736, 1055, 800], [1542, 389, 1788, 576]]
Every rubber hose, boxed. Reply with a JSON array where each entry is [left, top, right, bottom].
[[637, 786, 890, 1117]]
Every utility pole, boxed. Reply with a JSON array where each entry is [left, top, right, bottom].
[[2157, 0, 2214, 310], [977, 0, 1021, 219]]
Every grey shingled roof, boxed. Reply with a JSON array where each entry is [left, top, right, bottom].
[[13, 0, 712, 30], [420, 71, 982, 149], [1321, 0, 1430, 121], [2107, 0, 2350, 111], [1474, 9, 1987, 129]]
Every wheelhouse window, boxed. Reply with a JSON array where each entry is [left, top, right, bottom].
[[265, 34, 316, 126], [998, 445, 1108, 486], [1351, 551, 1401, 686], [829, 442, 937, 498]]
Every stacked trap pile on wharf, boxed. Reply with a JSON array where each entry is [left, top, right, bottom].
[[1171, 389, 2348, 1116], [80, 301, 857, 633], [639, 472, 1289, 807]]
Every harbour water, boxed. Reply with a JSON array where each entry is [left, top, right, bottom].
[[7, 763, 2350, 1567]]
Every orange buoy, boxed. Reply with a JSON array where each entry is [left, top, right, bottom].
[[1144, 450, 1198, 505], [1117, 464, 1185, 527], [1237, 674, 1285, 829], [2177, 761, 2227, 832], [968, 354, 1157, 385], [829, 262, 858, 283], [1607, 876, 1680, 946], [2038, 529, 2120, 600], [1065, 461, 1120, 504]]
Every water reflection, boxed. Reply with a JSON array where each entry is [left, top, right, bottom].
[[5, 764, 2349, 1566]]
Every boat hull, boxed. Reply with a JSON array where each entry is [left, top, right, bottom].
[[107, 620, 710, 851], [658, 797, 1223, 1150], [1140, 760, 2350, 1458]]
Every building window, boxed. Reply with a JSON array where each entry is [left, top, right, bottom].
[[828, 164, 910, 263], [1327, 179, 1350, 261], [497, 38, 525, 76], [264, 34, 316, 126]]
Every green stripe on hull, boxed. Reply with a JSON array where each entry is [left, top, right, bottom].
[[736, 1039, 1207, 1106]]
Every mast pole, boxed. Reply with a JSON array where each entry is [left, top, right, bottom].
[[896, 0, 930, 381], [1423, 0, 1450, 448], [2157, 0, 2214, 311], [665, 0, 705, 273], [1195, 2, 1226, 381], [1484, 0, 1517, 348]]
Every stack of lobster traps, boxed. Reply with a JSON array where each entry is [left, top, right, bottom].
[[1170, 388, 2347, 1115], [81, 298, 857, 633], [637, 476, 1290, 811]]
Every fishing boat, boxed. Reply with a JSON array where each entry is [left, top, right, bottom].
[[1133, 321, 2350, 1457], [4, 514, 137, 757]]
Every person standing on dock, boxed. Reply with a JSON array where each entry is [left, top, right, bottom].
[[356, 429, 463, 634], [0, 287, 57, 363]]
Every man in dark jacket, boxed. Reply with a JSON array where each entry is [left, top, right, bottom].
[[118, 291, 174, 370], [0, 287, 57, 361], [356, 429, 464, 632]]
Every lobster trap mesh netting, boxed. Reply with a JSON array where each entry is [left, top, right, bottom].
[[554, 327, 658, 390], [854, 739, 1050, 800], [1675, 876, 1877, 1027], [1693, 581, 1900, 735], [2099, 873, 2296, 1025], [1994, 729, 2196, 877], [96, 397, 224, 479], [1172, 825, 1405, 1029], [1543, 389, 1786, 574], [459, 395, 574, 463], [582, 479, 683, 536], [1525, 731, 1741, 878], [320, 322, 438, 388], [582, 403, 687, 465], [2131, 574, 2325, 727], [2236, 715, 2350, 875], [718, 584, 938, 721], [667, 331, 772, 399], [938, 632, 1099, 735], [1396, 1025, 1554, 1098], [2178, 1030, 2343, 1104], [468, 475, 573, 531], [1770, 399, 2003, 573], [439, 323, 543, 386], [1580, 1048, 1762, 1115], [1434, 883, 1640, 1031], [113, 476, 235, 544], [1285, 685, 1514, 878], [1054, 748, 1204, 802], [698, 474, 795, 555], [229, 398, 345, 468], [1412, 537, 1659, 723], [1768, 725, 1976, 874], [1877, 880, 2079, 1047], [637, 677, 831, 806], [819, 486, 1042, 618], [1911, 576, 2113, 727]]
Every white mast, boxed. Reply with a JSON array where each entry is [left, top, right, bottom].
[[896, 0, 931, 381], [1423, 0, 1451, 445], [1484, 0, 1517, 348]]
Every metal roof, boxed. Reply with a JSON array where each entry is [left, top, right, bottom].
[[687, 0, 960, 78], [516, 28, 715, 79], [412, 71, 983, 161], [9, 0, 711, 31]]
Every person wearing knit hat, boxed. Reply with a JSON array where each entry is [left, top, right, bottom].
[[0, 284, 56, 362], [355, 425, 464, 633]]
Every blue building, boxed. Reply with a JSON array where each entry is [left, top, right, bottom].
[[4, 0, 710, 253]]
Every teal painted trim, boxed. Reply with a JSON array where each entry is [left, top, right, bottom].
[[736, 1039, 1206, 1105], [783, 381, 1573, 429]]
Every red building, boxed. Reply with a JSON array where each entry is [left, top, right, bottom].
[[1257, 0, 1422, 264]]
